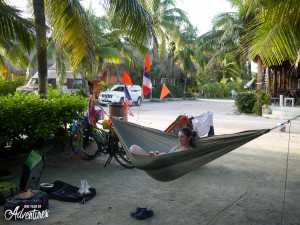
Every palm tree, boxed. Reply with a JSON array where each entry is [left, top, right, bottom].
[[6, 0, 197, 98], [32, 0, 48, 98], [239, 0, 299, 114], [101, 0, 156, 50], [3, 0, 157, 98], [76, 10, 143, 94], [173, 26, 197, 97], [194, 0, 266, 100], [146, 0, 191, 58], [0, 0, 35, 74], [2, 0, 96, 98], [243, 0, 300, 67]]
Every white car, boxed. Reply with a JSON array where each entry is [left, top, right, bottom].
[[98, 84, 143, 106]]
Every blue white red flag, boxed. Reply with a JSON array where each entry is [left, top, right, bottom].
[[124, 85, 132, 111], [142, 54, 152, 96], [143, 72, 152, 96]]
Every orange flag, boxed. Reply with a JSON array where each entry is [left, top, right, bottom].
[[160, 83, 170, 99], [123, 71, 133, 86], [144, 54, 151, 72]]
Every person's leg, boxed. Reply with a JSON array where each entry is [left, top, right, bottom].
[[130, 145, 148, 155]]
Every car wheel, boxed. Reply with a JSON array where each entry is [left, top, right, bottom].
[[135, 97, 142, 106], [119, 97, 124, 104]]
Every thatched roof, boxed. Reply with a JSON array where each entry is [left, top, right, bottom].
[[156, 65, 185, 79], [3, 61, 27, 75]]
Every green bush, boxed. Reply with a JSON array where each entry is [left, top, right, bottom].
[[0, 92, 87, 151], [253, 102, 262, 115], [234, 91, 256, 113], [253, 93, 262, 115], [0, 78, 25, 96]]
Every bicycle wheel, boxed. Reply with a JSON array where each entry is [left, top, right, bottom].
[[111, 136, 134, 169], [70, 125, 101, 160]]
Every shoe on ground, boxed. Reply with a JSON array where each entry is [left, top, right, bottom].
[[130, 207, 142, 218], [134, 208, 154, 220]]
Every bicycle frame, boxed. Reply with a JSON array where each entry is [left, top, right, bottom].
[[70, 114, 134, 169]]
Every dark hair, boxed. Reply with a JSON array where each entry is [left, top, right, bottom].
[[179, 127, 196, 148]]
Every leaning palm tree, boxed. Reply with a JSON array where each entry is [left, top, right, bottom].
[[13, 0, 156, 98], [31, 0, 96, 98]]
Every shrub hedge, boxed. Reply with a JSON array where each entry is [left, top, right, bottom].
[[0, 78, 25, 96], [0, 92, 87, 152], [151, 83, 184, 98], [234, 91, 257, 114]]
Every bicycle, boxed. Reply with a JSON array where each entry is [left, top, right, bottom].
[[70, 114, 134, 169]]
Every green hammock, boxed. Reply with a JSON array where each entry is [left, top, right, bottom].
[[111, 118, 270, 182]]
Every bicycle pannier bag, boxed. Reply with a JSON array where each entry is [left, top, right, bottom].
[[43, 180, 96, 203]]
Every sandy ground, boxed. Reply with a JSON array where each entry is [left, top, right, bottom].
[[0, 99, 300, 225]]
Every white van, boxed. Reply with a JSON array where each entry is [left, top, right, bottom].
[[16, 64, 83, 94]]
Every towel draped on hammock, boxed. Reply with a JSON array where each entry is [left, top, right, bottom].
[[110, 118, 270, 182]]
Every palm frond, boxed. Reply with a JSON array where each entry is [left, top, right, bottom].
[[102, 0, 156, 48], [0, 1, 35, 52], [242, 0, 300, 66], [46, 0, 95, 68]]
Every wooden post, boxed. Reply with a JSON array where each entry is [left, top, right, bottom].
[[267, 67, 271, 95], [257, 57, 263, 115], [274, 69, 278, 97]]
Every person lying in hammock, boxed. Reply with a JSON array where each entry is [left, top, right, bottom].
[[130, 127, 196, 156]]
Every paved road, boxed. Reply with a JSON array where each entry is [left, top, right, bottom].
[[121, 99, 300, 134], [1, 99, 298, 225]]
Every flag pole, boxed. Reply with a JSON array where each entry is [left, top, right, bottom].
[[161, 83, 186, 115]]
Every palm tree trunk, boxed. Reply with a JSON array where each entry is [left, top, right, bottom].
[[33, 0, 48, 99], [257, 56, 263, 115], [247, 59, 252, 78], [183, 71, 187, 98], [267, 66, 271, 95]]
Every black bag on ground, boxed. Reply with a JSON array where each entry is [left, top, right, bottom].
[[3, 190, 49, 220], [42, 180, 96, 203]]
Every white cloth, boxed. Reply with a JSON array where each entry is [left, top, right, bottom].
[[192, 111, 213, 137]]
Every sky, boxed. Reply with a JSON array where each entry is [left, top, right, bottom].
[[11, 0, 235, 35], [81, 0, 235, 35], [175, 0, 234, 35]]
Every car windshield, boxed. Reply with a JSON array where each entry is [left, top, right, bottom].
[[111, 86, 124, 92], [28, 78, 38, 85]]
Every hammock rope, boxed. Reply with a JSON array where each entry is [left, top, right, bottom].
[[281, 121, 292, 225]]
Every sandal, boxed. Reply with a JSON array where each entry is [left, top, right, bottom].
[[130, 207, 141, 218], [134, 208, 154, 220]]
